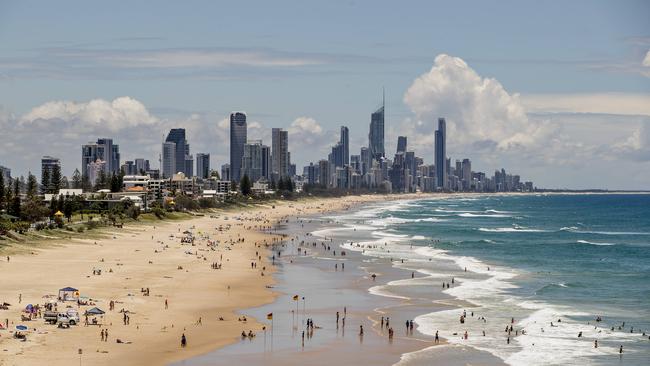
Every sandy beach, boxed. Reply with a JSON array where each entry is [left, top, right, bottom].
[[0, 194, 429, 366]]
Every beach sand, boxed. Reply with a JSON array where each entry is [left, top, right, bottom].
[[0, 194, 429, 366]]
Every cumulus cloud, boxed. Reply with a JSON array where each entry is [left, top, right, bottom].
[[21, 97, 158, 131], [287, 117, 337, 160], [613, 118, 650, 161], [403, 54, 553, 151], [644, 50, 650, 67]]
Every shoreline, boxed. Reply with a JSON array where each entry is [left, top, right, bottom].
[[0, 193, 432, 366]]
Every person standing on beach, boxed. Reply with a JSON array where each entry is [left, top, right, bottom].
[[435, 331, 439, 343], [165, 299, 168, 309], [181, 333, 187, 347]]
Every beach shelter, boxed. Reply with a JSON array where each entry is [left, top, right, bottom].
[[54, 211, 64, 218], [84, 307, 105, 315], [58, 287, 80, 301]]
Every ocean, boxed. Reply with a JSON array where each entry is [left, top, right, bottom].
[[321, 193, 650, 365]]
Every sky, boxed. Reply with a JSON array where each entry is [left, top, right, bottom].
[[0, 0, 649, 189]]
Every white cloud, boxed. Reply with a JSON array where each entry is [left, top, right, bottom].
[[522, 93, 650, 116], [643, 50, 650, 67], [21, 97, 158, 131], [403, 54, 553, 151], [289, 117, 323, 135]]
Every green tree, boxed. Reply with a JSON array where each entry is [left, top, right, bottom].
[[230, 180, 237, 192], [0, 172, 5, 211], [110, 173, 121, 192], [61, 176, 70, 189], [50, 164, 62, 193], [95, 170, 107, 191], [27, 172, 38, 198], [9, 179, 21, 218], [63, 198, 74, 222], [81, 172, 91, 192], [58, 194, 65, 212], [210, 170, 221, 180], [22, 198, 48, 223], [49, 196, 57, 217], [240, 175, 251, 196], [71, 169, 82, 189], [41, 169, 50, 194]]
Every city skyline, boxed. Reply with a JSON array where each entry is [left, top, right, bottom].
[[0, 1, 649, 189]]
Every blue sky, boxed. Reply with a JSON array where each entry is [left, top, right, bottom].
[[1, 0, 649, 189]]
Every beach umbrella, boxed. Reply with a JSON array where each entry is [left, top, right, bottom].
[[15, 325, 28, 331]]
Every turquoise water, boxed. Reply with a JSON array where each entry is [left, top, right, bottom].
[[331, 194, 650, 365]]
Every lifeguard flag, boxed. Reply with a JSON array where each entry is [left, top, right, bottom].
[[267, 313, 273, 320], [292, 295, 299, 301]]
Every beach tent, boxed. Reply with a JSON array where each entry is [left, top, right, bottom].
[[58, 287, 80, 301], [54, 211, 64, 217], [84, 307, 105, 315]]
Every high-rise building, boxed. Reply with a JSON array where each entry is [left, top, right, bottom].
[[82, 138, 120, 178], [121, 161, 136, 175], [306, 163, 317, 185], [87, 159, 106, 186], [161, 142, 176, 178], [396, 136, 407, 154], [318, 160, 330, 187], [41, 156, 60, 180], [261, 145, 271, 180], [340, 126, 349, 166], [0, 165, 10, 182], [134, 158, 150, 175], [360, 147, 370, 175], [241, 140, 264, 182], [462, 158, 471, 190], [221, 164, 230, 182], [350, 155, 361, 173], [230, 112, 247, 182], [434, 118, 447, 189], [271, 128, 289, 179], [196, 153, 210, 179], [369, 95, 385, 162], [164, 128, 192, 177]]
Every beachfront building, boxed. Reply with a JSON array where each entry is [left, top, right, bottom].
[[86, 159, 106, 186], [196, 153, 210, 179], [271, 128, 289, 180], [369, 97, 385, 163], [162, 141, 176, 178], [230, 112, 247, 183], [241, 140, 265, 183], [82, 138, 120, 178], [164, 128, 192, 177], [220, 164, 230, 182], [435, 118, 447, 190]]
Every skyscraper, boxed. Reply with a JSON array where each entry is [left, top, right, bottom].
[[134, 158, 150, 175], [435, 118, 447, 189], [82, 138, 120, 178], [396, 136, 407, 154], [161, 142, 176, 178], [241, 140, 264, 182], [41, 156, 60, 181], [261, 145, 271, 180], [340, 126, 350, 166], [230, 112, 247, 182], [164, 128, 191, 177], [369, 95, 385, 162], [271, 128, 289, 179], [360, 147, 370, 175], [196, 153, 210, 179]]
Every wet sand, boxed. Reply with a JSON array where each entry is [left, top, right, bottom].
[[178, 211, 505, 366]]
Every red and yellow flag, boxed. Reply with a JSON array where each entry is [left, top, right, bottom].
[[267, 313, 273, 320]]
